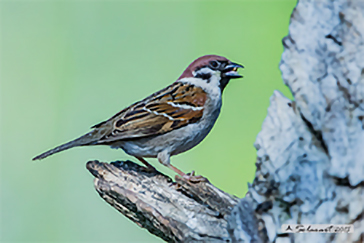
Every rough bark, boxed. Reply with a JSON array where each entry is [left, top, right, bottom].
[[86, 160, 255, 242], [87, 0, 364, 242], [231, 0, 364, 242]]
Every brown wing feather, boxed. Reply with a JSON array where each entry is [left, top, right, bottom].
[[96, 82, 207, 142]]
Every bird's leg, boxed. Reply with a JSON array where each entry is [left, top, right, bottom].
[[135, 156, 156, 171], [157, 151, 207, 183], [166, 163, 187, 177]]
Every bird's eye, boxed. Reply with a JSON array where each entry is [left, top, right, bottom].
[[210, 61, 218, 68]]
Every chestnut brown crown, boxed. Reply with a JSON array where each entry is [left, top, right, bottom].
[[178, 55, 230, 80]]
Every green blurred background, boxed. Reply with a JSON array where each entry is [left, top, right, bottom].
[[0, 1, 295, 242]]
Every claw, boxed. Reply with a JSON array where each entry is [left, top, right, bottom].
[[182, 172, 208, 183]]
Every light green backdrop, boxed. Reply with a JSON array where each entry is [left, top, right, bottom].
[[1, 1, 295, 242]]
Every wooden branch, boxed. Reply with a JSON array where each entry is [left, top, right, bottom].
[[86, 160, 262, 242]]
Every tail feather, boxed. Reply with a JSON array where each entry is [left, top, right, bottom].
[[32, 132, 97, 160]]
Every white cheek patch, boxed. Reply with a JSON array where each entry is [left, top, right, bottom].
[[197, 68, 220, 85], [193, 68, 221, 85]]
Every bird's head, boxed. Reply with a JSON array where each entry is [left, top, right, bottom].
[[178, 55, 244, 92]]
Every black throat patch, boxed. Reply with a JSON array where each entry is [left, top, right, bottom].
[[219, 77, 230, 92]]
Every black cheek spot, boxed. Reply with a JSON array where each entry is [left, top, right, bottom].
[[195, 73, 212, 81]]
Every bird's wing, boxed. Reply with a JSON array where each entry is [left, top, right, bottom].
[[93, 82, 208, 142]]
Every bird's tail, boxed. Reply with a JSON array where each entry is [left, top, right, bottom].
[[32, 131, 99, 161]]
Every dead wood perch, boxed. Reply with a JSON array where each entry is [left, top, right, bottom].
[[86, 160, 263, 242]]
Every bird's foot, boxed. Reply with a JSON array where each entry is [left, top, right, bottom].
[[182, 170, 209, 183], [167, 164, 208, 183]]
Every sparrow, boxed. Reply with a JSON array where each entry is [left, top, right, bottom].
[[33, 55, 244, 181]]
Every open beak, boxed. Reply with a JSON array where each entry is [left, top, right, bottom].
[[223, 62, 244, 78]]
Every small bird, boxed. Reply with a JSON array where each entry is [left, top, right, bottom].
[[33, 55, 243, 181]]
